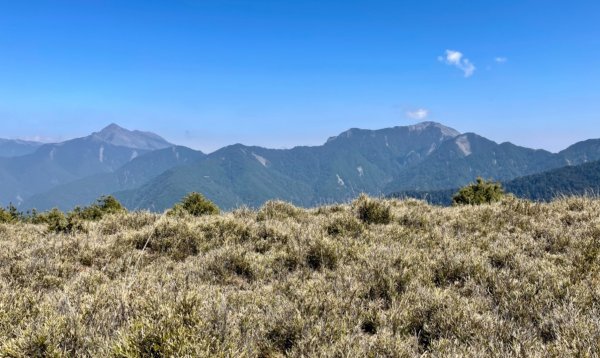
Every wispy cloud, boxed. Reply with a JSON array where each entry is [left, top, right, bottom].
[[495, 57, 508, 63], [438, 50, 476, 77], [17, 135, 63, 143], [406, 108, 429, 120]]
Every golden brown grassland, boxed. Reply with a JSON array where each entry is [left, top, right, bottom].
[[0, 196, 599, 357]]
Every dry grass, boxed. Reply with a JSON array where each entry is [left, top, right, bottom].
[[0, 196, 599, 357]]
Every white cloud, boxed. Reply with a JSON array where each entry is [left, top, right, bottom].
[[406, 108, 429, 120], [439, 50, 476, 77], [17, 135, 63, 143], [495, 57, 508, 63]]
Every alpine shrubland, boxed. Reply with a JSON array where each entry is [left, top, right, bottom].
[[0, 195, 599, 357], [452, 177, 505, 206]]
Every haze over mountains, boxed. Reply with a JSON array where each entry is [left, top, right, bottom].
[[0, 139, 43, 158], [2, 122, 599, 212]]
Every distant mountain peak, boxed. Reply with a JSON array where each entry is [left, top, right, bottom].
[[407, 121, 460, 138], [92, 123, 173, 150], [100, 123, 125, 133], [326, 121, 460, 144]]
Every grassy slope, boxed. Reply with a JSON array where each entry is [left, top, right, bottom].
[[0, 197, 599, 356]]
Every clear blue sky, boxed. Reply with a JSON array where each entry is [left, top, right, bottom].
[[1, 0, 599, 152]]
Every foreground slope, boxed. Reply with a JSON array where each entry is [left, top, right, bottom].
[[0, 197, 598, 356]]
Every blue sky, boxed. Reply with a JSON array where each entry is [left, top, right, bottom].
[[1, 0, 599, 152]]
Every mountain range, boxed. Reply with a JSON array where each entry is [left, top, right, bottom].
[[390, 158, 600, 205], [0, 138, 43, 158], [1, 121, 599, 212]]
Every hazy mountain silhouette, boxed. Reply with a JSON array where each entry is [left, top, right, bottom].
[[5, 121, 600, 212]]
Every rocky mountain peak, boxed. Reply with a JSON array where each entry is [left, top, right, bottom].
[[92, 123, 173, 150]]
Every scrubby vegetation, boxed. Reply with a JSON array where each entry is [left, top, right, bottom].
[[0, 195, 599, 356], [453, 177, 505, 205], [168, 192, 220, 217]]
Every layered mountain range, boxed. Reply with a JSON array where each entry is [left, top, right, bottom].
[[392, 159, 600, 205], [1, 122, 598, 212]]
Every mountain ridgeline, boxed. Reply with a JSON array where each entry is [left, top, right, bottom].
[[3, 121, 600, 212], [0, 139, 43, 158], [390, 159, 600, 206]]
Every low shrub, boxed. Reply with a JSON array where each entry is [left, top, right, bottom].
[[45, 208, 70, 233], [264, 320, 302, 355], [71, 195, 127, 221], [132, 220, 199, 261], [452, 177, 505, 206], [174, 192, 220, 217], [0, 207, 13, 223], [207, 249, 255, 282], [257, 200, 302, 221], [306, 239, 339, 270], [325, 214, 364, 237], [353, 195, 392, 225], [0, 203, 23, 223]]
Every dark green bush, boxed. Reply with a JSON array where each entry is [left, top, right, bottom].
[[452, 177, 505, 206], [175, 192, 219, 217], [39, 195, 127, 233], [0, 203, 23, 223], [71, 195, 126, 221], [0, 208, 13, 223], [306, 240, 338, 270], [45, 208, 69, 233], [354, 195, 392, 225]]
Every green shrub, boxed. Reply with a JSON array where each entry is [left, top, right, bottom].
[[177, 192, 220, 217], [325, 214, 364, 237], [0, 207, 13, 223], [354, 195, 392, 225], [97, 195, 126, 213], [45, 208, 69, 233], [0, 203, 23, 223], [39, 195, 127, 233], [35, 207, 88, 234], [452, 177, 505, 206], [306, 239, 338, 270], [71, 195, 127, 221]]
